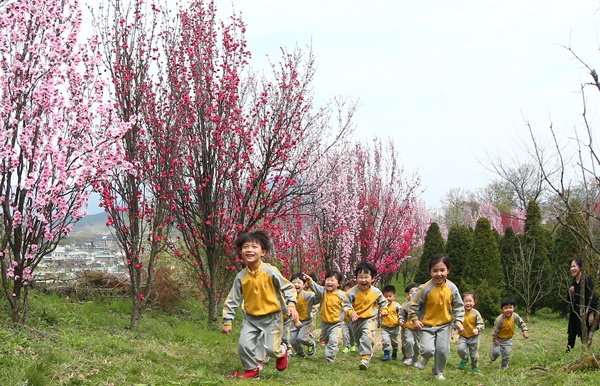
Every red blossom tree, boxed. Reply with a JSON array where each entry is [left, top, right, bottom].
[[92, 0, 180, 329], [165, 1, 352, 324], [0, 0, 125, 323]]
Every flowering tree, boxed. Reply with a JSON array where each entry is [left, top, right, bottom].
[[92, 0, 178, 329], [297, 138, 421, 283], [0, 0, 125, 323], [166, 1, 352, 324]]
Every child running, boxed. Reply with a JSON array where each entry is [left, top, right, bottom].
[[400, 283, 419, 366], [304, 271, 347, 363], [290, 273, 318, 357], [380, 284, 403, 361], [410, 254, 465, 381], [221, 230, 299, 379], [345, 262, 388, 371], [491, 297, 529, 369], [457, 291, 485, 372]]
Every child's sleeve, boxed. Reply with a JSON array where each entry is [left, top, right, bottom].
[[273, 272, 297, 308], [491, 316, 502, 339], [409, 284, 426, 321], [222, 276, 242, 326], [451, 283, 465, 323], [343, 288, 355, 316], [475, 310, 485, 331], [308, 279, 325, 302], [514, 313, 528, 332]]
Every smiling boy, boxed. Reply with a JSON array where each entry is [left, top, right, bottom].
[[490, 297, 529, 369], [221, 230, 299, 379], [345, 262, 387, 370]]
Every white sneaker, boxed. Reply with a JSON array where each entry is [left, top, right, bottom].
[[403, 358, 412, 365], [414, 359, 427, 370], [434, 374, 446, 381]]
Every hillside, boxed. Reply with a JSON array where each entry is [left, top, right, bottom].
[[64, 212, 111, 244]]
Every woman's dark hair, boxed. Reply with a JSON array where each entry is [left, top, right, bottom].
[[234, 230, 272, 254], [429, 254, 450, 271], [573, 258, 583, 269]]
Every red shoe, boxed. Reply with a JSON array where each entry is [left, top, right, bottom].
[[227, 369, 260, 379], [276, 344, 289, 371]]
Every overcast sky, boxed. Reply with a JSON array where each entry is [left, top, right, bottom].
[[214, 0, 600, 208]]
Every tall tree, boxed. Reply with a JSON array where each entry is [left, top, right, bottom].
[[445, 224, 473, 290], [167, 1, 352, 324], [464, 218, 504, 321], [0, 0, 124, 323], [92, 0, 178, 329], [414, 222, 445, 285]]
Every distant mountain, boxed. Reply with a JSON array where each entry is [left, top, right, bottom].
[[66, 212, 111, 244]]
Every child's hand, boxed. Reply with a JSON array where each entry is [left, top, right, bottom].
[[351, 311, 359, 322], [455, 321, 464, 333], [303, 274, 312, 283], [412, 319, 423, 330], [523, 331, 529, 339], [288, 306, 299, 322], [221, 325, 232, 335], [493, 338, 500, 346], [473, 328, 479, 336]]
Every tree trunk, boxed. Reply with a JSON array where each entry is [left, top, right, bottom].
[[131, 296, 142, 330]]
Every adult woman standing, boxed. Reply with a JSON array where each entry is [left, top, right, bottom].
[[567, 258, 598, 352]]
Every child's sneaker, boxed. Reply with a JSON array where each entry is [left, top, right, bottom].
[[471, 367, 480, 373], [414, 358, 428, 370], [228, 369, 260, 379], [276, 344, 289, 371], [350, 345, 357, 352], [341, 347, 350, 354], [458, 360, 467, 369], [359, 358, 369, 370], [433, 373, 446, 381], [403, 357, 412, 366], [293, 352, 305, 358], [307, 342, 316, 356]]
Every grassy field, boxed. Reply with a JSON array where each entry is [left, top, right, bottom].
[[1, 292, 600, 385]]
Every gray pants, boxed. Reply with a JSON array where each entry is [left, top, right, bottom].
[[342, 321, 354, 349], [239, 312, 285, 370], [402, 327, 420, 360], [491, 337, 513, 367], [321, 321, 342, 361], [381, 326, 399, 351], [420, 323, 452, 376], [290, 319, 314, 354], [350, 317, 377, 361], [458, 335, 480, 368]]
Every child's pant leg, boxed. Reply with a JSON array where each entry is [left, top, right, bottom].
[[420, 324, 451, 376], [381, 327, 392, 351], [239, 315, 262, 370], [352, 318, 377, 360], [322, 321, 341, 361], [252, 312, 285, 360], [342, 322, 351, 348], [282, 317, 292, 348], [403, 328, 419, 359], [297, 320, 314, 346], [290, 325, 302, 354], [500, 338, 513, 367], [390, 328, 399, 350], [457, 336, 468, 361], [468, 335, 480, 368]]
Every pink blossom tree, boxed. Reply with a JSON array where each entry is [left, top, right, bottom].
[[0, 0, 125, 323]]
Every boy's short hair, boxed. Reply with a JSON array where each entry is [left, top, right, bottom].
[[324, 270, 343, 284], [404, 283, 419, 293], [290, 273, 305, 283], [501, 297, 516, 308], [354, 261, 377, 278], [382, 285, 396, 295], [234, 230, 272, 253]]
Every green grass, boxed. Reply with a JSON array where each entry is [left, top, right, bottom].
[[1, 292, 600, 385]]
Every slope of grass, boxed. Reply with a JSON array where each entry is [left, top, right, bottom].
[[1, 292, 599, 385]]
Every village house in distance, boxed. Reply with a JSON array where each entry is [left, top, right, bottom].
[[37, 234, 127, 280]]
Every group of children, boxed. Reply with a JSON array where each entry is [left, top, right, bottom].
[[221, 230, 529, 381]]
